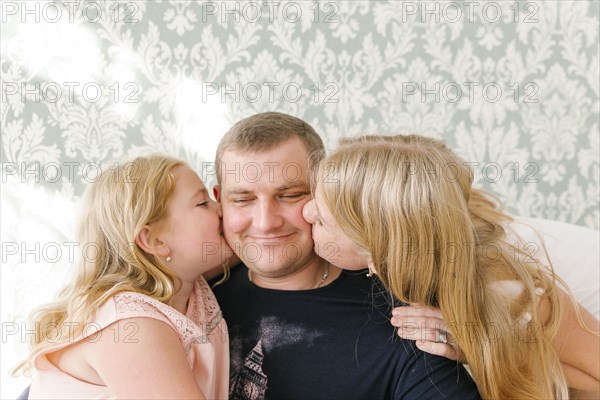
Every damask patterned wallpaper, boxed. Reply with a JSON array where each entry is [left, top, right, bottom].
[[1, 0, 598, 396]]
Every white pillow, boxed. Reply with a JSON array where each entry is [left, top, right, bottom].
[[508, 217, 600, 319]]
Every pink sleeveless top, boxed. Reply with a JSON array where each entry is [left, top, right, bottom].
[[29, 277, 229, 399]]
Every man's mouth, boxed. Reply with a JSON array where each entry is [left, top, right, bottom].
[[249, 233, 294, 241]]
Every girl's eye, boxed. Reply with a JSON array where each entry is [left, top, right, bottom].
[[196, 201, 209, 207]]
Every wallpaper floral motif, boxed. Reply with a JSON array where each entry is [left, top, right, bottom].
[[1, 0, 599, 396]]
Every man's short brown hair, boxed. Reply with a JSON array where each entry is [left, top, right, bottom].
[[215, 112, 325, 182]]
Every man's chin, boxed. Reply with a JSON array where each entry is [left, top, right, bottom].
[[243, 260, 309, 279]]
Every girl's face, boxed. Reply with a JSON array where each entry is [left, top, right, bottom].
[[156, 165, 233, 280], [302, 187, 369, 271]]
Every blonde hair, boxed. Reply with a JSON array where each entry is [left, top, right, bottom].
[[14, 155, 187, 376], [316, 134, 568, 399], [215, 112, 324, 182]]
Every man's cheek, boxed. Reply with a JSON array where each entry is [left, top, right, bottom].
[[222, 212, 245, 234], [292, 205, 314, 228]]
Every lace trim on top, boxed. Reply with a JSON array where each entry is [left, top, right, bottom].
[[112, 278, 223, 354]]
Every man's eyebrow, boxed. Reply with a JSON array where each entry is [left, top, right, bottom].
[[224, 183, 308, 196], [224, 188, 253, 196], [276, 183, 309, 191]]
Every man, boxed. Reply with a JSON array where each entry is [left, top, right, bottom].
[[211, 112, 480, 399]]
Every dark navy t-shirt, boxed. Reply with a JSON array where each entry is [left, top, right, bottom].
[[212, 266, 481, 399]]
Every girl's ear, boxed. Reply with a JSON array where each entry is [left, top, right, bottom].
[[136, 225, 170, 258]]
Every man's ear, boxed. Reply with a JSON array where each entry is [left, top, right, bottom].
[[213, 185, 221, 202], [136, 225, 170, 257]]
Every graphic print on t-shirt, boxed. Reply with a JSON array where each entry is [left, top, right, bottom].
[[228, 316, 326, 400], [229, 338, 267, 400]]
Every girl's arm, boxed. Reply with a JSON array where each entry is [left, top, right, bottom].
[[547, 291, 600, 390], [392, 298, 600, 392], [83, 317, 206, 399]]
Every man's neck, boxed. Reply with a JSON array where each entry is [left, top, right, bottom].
[[247, 260, 342, 290]]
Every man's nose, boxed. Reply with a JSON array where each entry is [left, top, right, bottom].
[[255, 199, 284, 231]]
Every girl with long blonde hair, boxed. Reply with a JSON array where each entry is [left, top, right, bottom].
[[14, 154, 233, 399], [303, 134, 599, 399]]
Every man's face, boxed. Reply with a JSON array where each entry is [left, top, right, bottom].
[[216, 137, 318, 278]]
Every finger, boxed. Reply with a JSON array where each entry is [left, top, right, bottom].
[[391, 316, 447, 332], [390, 315, 444, 326], [397, 327, 443, 343], [415, 340, 462, 361], [396, 326, 454, 344], [392, 305, 444, 319]]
